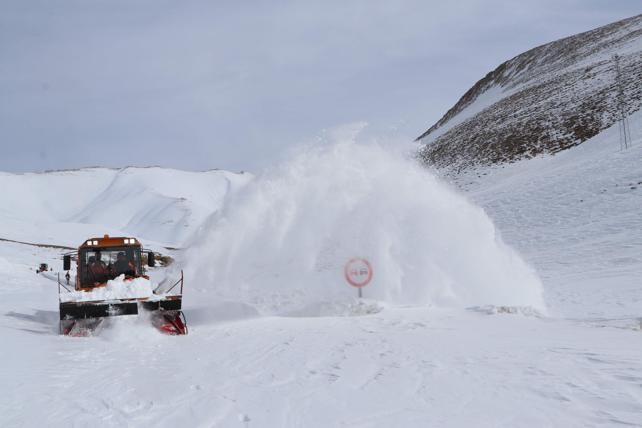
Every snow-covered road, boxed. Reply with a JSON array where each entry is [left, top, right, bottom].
[[2, 244, 641, 427], [1, 179, 641, 427]]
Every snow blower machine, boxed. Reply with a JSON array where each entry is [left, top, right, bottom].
[[58, 235, 187, 336]]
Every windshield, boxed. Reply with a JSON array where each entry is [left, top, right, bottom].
[[79, 247, 142, 287]]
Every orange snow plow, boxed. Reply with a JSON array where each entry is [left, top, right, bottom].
[[58, 235, 187, 336]]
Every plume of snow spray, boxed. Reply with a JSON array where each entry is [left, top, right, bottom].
[[184, 134, 545, 315]]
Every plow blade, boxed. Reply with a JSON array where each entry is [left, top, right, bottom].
[[60, 301, 139, 320], [59, 297, 187, 336]]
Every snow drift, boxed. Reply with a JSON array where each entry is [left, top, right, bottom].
[[185, 137, 546, 314]]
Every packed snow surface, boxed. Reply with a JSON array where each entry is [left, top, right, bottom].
[[185, 139, 545, 314], [59, 275, 159, 303]]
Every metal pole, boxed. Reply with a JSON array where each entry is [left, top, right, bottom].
[[613, 54, 630, 150]]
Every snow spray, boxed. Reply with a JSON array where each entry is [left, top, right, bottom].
[[184, 133, 546, 315]]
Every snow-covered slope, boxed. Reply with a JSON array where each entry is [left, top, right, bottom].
[[0, 167, 251, 248], [417, 14, 642, 172], [453, 109, 642, 322]]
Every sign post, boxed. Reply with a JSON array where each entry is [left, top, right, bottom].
[[344, 258, 373, 298]]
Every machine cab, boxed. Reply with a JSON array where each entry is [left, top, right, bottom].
[[64, 235, 155, 290]]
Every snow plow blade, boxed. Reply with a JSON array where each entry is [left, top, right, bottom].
[[58, 297, 187, 336], [59, 298, 182, 320], [59, 300, 139, 319]]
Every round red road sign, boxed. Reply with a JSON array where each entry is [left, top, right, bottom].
[[344, 258, 373, 288]]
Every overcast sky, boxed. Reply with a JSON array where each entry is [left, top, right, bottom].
[[1, 1, 640, 173]]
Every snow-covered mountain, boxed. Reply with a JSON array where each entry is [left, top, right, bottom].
[[417, 13, 642, 172], [0, 167, 251, 248]]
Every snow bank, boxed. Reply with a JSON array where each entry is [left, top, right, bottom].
[[185, 134, 546, 314], [59, 275, 159, 303]]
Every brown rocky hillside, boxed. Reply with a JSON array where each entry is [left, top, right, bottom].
[[417, 14, 642, 173]]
